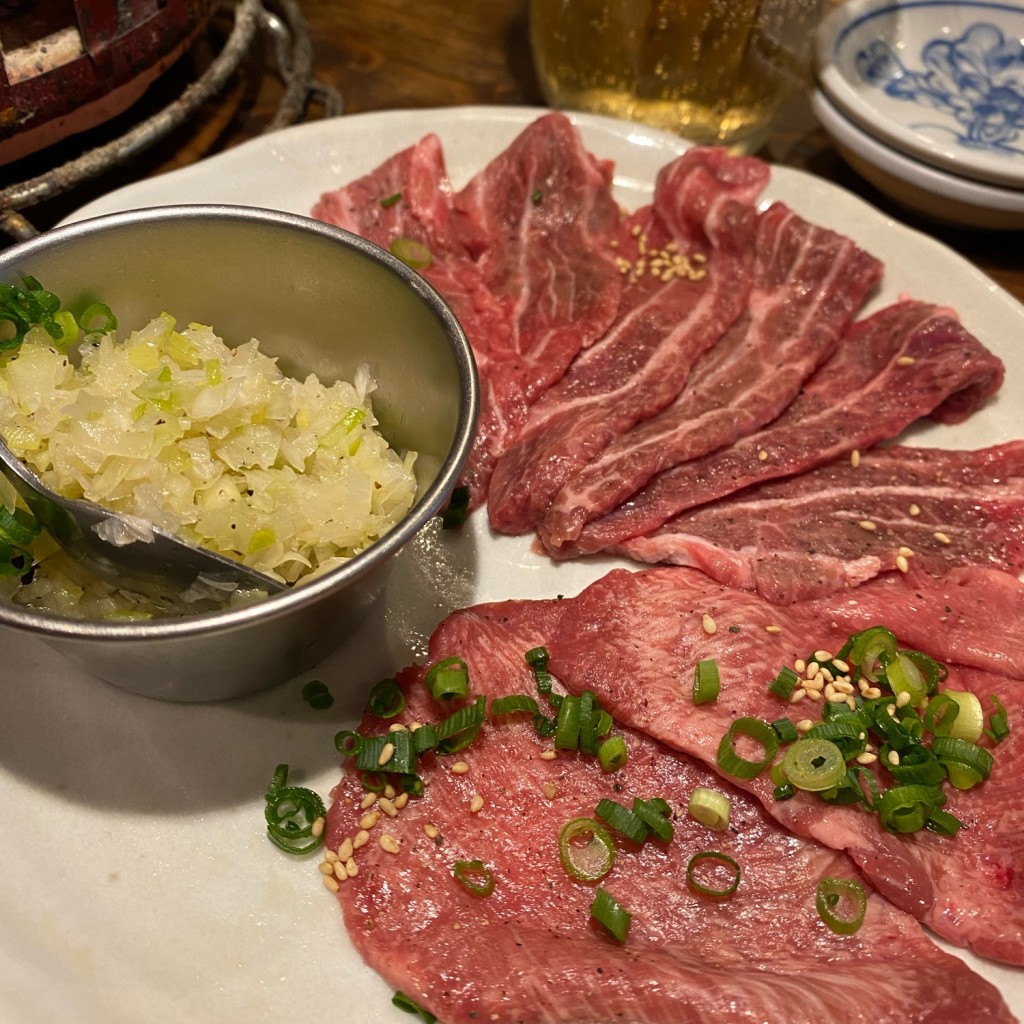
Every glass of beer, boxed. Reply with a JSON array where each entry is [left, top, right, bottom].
[[529, 0, 824, 153]]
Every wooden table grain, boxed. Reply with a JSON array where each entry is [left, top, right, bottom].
[[6, 0, 1021, 305]]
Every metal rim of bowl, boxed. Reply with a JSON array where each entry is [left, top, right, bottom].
[[0, 203, 480, 642]]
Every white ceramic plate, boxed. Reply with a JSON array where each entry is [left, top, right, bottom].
[[816, 0, 1024, 189], [812, 85, 1024, 229], [2, 107, 1022, 1024]]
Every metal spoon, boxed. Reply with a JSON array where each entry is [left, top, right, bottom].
[[0, 437, 287, 602]]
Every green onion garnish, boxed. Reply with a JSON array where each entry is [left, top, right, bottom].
[[768, 666, 800, 699], [716, 717, 778, 779], [632, 797, 674, 842], [441, 485, 470, 529], [380, 192, 403, 209], [985, 695, 1010, 744], [771, 717, 798, 744], [926, 808, 963, 837], [368, 677, 405, 718], [687, 787, 730, 831], [931, 735, 993, 789], [554, 693, 582, 749], [531, 189, 544, 204], [390, 236, 432, 270], [452, 859, 495, 897], [78, 302, 117, 335], [595, 798, 648, 843], [780, 738, 847, 792], [424, 656, 470, 701], [815, 877, 866, 935], [590, 887, 631, 943], [558, 817, 616, 882], [301, 679, 334, 710], [434, 695, 486, 753], [597, 734, 628, 772], [263, 763, 325, 855], [392, 992, 435, 1023], [686, 851, 740, 898], [693, 659, 720, 705], [877, 783, 945, 834]]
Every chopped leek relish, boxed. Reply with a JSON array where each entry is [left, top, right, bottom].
[[743, 625, 1009, 838]]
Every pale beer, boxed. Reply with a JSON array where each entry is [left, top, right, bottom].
[[530, 0, 822, 152]]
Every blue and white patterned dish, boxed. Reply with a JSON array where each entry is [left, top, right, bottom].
[[816, 0, 1024, 189], [812, 85, 1024, 227]]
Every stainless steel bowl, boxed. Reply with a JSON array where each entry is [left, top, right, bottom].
[[0, 205, 478, 700]]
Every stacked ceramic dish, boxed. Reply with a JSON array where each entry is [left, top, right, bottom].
[[814, 0, 1024, 229]]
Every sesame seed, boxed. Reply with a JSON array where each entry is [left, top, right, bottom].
[[359, 810, 381, 830], [850, 449, 861, 468], [765, 624, 782, 634], [807, 661, 820, 676], [394, 792, 409, 810], [539, 750, 557, 761], [934, 531, 952, 545], [834, 680, 855, 695], [332, 860, 347, 880], [451, 761, 470, 775], [409, 721, 423, 731], [813, 650, 833, 663], [384, 784, 398, 800], [896, 554, 910, 573], [359, 792, 376, 810], [311, 816, 325, 838], [702, 613, 717, 635], [388, 723, 408, 733], [345, 857, 359, 877], [858, 519, 877, 532], [424, 823, 440, 840], [758, 449, 768, 462], [886, 704, 897, 717], [896, 691, 911, 708], [378, 797, 398, 818], [318, 861, 335, 875], [856, 752, 878, 765], [806, 689, 823, 702], [543, 782, 557, 800], [796, 719, 814, 732], [888, 750, 901, 766], [909, 503, 921, 517], [379, 834, 401, 855], [337, 837, 354, 862], [789, 687, 807, 703], [353, 829, 370, 849], [324, 847, 339, 863], [824, 683, 838, 702], [864, 686, 883, 699], [794, 659, 806, 674], [378, 742, 395, 767], [469, 794, 485, 814], [322, 874, 340, 893], [898, 546, 914, 558], [846, 696, 856, 711], [896, 355, 916, 366], [803, 675, 824, 691], [833, 658, 850, 673]]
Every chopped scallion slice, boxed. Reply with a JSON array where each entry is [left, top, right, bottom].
[[985, 695, 1010, 744], [263, 763, 325, 855], [424, 656, 470, 701], [781, 738, 847, 792], [595, 798, 648, 843], [441, 485, 470, 529], [557, 817, 616, 882], [771, 717, 798, 744], [597, 734, 628, 772], [392, 991, 435, 1023], [590, 887, 631, 943], [390, 236, 432, 270], [554, 694, 582, 750], [632, 797, 674, 842], [716, 717, 778, 779], [368, 677, 404, 717], [452, 859, 495, 897], [693, 659, 720, 705], [686, 851, 740, 898], [687, 787, 730, 831], [815, 877, 866, 934], [380, 192, 403, 208], [301, 679, 334, 710], [768, 666, 800, 699]]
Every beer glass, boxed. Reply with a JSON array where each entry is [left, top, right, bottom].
[[530, 0, 824, 152]]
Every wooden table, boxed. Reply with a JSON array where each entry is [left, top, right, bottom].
[[6, 0, 1021, 305]]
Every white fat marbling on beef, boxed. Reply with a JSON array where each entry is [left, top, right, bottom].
[[609, 442, 1024, 603], [486, 147, 770, 536], [538, 201, 883, 555], [578, 300, 1005, 554]]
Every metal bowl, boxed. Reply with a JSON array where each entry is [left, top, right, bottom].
[[0, 205, 478, 700]]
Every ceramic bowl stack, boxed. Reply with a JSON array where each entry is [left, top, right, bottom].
[[813, 0, 1024, 229]]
